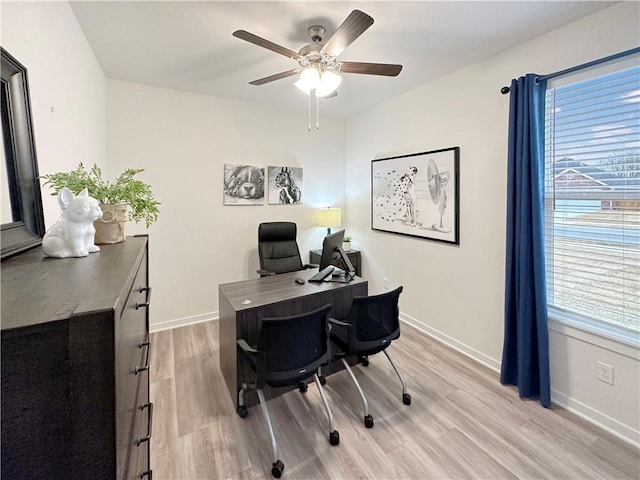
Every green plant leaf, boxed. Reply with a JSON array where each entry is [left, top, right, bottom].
[[40, 163, 160, 227]]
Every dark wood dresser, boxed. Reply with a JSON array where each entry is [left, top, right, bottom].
[[1, 236, 152, 479]]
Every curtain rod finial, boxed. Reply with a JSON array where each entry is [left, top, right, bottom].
[[501, 86, 511, 94]]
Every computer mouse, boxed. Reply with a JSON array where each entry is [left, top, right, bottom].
[[295, 277, 306, 285]]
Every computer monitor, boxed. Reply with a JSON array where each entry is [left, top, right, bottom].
[[319, 229, 355, 278]]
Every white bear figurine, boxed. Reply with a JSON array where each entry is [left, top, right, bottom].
[[42, 188, 103, 258]]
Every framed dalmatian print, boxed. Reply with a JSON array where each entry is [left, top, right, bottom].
[[371, 147, 460, 245]]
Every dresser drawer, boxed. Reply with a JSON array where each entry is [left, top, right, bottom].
[[121, 252, 150, 373], [116, 252, 151, 479], [128, 375, 152, 480]]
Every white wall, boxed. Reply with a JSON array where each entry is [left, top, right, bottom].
[[1, 1, 107, 227], [345, 2, 639, 444], [107, 80, 346, 329]]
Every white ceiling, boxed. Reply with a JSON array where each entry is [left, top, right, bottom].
[[69, 1, 613, 118]]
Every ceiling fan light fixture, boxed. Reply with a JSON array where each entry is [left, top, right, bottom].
[[234, 10, 399, 130], [295, 67, 320, 94], [316, 71, 342, 97]]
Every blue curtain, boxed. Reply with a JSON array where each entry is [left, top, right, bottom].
[[501, 74, 551, 407]]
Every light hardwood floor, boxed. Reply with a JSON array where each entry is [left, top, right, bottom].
[[150, 321, 639, 479]]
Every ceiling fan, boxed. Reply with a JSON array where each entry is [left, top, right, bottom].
[[232, 9, 402, 97]]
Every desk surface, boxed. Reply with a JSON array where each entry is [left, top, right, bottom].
[[219, 269, 367, 313]]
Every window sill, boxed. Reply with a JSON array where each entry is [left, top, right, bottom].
[[548, 309, 640, 360]]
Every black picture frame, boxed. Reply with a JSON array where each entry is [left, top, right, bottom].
[[1, 47, 45, 260], [371, 147, 460, 245]]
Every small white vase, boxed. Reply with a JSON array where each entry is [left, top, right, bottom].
[[342, 241, 351, 252]]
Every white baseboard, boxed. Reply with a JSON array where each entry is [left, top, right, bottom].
[[551, 388, 640, 447], [400, 312, 501, 372], [150, 311, 218, 333]]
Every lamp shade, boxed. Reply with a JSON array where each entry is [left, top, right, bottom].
[[295, 68, 342, 98], [295, 67, 320, 94], [316, 71, 342, 97], [317, 207, 341, 229]]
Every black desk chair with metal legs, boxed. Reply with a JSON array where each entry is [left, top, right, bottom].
[[326, 286, 410, 428], [257, 222, 317, 277], [236, 304, 339, 478]]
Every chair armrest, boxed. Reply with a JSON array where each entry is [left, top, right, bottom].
[[328, 317, 351, 356], [329, 317, 351, 328], [256, 269, 276, 277], [237, 339, 257, 354], [304, 263, 319, 269]]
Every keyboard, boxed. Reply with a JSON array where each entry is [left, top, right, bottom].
[[308, 266, 335, 282]]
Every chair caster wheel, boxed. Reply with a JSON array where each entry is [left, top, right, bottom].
[[237, 405, 248, 418], [403, 393, 411, 405], [364, 414, 374, 428], [329, 430, 340, 445], [318, 376, 327, 386], [271, 460, 284, 478], [298, 381, 308, 393], [361, 356, 369, 367]]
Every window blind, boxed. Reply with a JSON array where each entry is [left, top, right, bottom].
[[544, 65, 640, 334]]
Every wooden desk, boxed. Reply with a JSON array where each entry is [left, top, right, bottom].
[[219, 270, 368, 408]]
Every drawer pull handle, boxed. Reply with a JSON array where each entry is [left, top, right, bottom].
[[139, 333, 151, 349], [136, 286, 152, 309], [140, 470, 152, 479], [135, 334, 151, 374], [136, 402, 153, 446]]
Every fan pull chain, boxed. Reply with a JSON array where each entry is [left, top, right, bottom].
[[316, 92, 320, 130], [307, 92, 311, 132], [305, 90, 322, 132]]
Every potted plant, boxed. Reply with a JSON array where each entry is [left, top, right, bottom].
[[41, 163, 160, 244], [342, 235, 352, 252]]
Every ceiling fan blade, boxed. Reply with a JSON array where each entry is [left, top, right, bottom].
[[340, 62, 403, 76], [321, 10, 374, 58], [249, 70, 299, 86], [233, 30, 301, 60]]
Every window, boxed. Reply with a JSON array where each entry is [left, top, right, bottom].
[[544, 65, 640, 336]]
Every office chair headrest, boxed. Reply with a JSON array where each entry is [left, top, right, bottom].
[[258, 222, 297, 242]]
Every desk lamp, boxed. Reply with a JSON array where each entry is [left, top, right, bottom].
[[317, 207, 341, 236]]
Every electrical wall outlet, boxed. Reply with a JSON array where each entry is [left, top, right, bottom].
[[383, 278, 389, 289], [597, 361, 614, 385]]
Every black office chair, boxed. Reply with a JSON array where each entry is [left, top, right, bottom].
[[236, 304, 339, 478], [257, 222, 316, 276], [327, 286, 410, 428]]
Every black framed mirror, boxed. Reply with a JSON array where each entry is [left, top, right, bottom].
[[1, 47, 45, 260]]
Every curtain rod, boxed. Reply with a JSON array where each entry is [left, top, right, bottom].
[[500, 46, 640, 94]]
